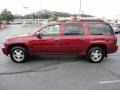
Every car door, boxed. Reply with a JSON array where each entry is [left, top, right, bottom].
[[30, 24, 61, 54], [60, 23, 85, 54]]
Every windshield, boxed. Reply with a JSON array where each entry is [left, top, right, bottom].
[[31, 24, 47, 35]]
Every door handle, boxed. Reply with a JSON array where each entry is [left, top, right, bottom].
[[80, 38, 84, 40], [54, 40, 58, 42], [53, 39, 59, 42]]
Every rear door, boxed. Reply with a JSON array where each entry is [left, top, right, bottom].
[[60, 23, 85, 54]]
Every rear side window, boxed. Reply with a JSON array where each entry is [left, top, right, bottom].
[[64, 24, 83, 35], [88, 23, 114, 35]]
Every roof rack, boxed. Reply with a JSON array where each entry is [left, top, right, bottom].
[[80, 19, 105, 22], [58, 18, 105, 23]]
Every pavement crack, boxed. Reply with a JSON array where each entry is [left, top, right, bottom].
[[0, 60, 76, 76]]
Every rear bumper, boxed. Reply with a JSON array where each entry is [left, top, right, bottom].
[[108, 45, 118, 54], [2, 47, 8, 56]]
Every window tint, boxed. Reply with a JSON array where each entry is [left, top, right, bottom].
[[88, 23, 114, 35], [64, 24, 83, 35], [41, 25, 60, 36]]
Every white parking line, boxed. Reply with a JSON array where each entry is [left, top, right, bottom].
[[99, 80, 120, 85]]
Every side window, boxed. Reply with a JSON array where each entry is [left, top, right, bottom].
[[64, 24, 83, 35], [41, 25, 60, 36], [88, 23, 114, 35]]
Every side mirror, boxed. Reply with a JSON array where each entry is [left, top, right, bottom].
[[36, 32, 42, 38]]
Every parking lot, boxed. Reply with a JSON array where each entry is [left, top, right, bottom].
[[0, 25, 120, 90]]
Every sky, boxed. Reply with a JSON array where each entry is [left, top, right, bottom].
[[0, 0, 120, 19]]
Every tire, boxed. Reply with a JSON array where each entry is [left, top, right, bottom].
[[10, 46, 28, 63], [87, 47, 105, 63]]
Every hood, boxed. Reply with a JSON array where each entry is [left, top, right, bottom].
[[5, 34, 32, 43], [7, 34, 30, 39]]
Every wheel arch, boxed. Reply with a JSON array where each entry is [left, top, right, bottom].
[[87, 44, 107, 57], [7, 43, 29, 54]]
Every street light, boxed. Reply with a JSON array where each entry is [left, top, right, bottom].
[[23, 7, 29, 15], [23, 7, 29, 23]]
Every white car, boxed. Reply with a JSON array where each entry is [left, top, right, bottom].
[[113, 27, 120, 33]]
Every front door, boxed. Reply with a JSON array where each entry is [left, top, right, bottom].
[[30, 24, 61, 54]]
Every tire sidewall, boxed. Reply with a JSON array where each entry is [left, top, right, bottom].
[[87, 47, 105, 63], [10, 46, 28, 63]]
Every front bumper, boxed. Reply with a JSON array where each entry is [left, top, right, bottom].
[[2, 47, 8, 56]]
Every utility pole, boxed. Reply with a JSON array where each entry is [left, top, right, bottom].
[[79, 0, 82, 19]]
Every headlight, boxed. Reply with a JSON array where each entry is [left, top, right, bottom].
[[1, 39, 6, 47], [1, 43, 4, 48]]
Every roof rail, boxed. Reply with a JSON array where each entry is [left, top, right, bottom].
[[80, 19, 105, 22], [58, 18, 105, 23]]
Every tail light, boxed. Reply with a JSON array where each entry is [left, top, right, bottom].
[[107, 37, 117, 45], [115, 37, 117, 45], [112, 37, 117, 45]]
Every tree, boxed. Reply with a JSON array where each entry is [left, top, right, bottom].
[[0, 15, 1, 24], [0, 9, 14, 22], [51, 15, 58, 21], [14, 10, 94, 19]]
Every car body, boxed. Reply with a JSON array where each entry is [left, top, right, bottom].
[[2, 19, 118, 63]]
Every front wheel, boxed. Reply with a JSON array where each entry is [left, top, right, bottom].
[[10, 46, 28, 63], [87, 47, 105, 63]]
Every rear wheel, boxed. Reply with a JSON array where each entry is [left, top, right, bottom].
[[87, 47, 105, 63], [10, 46, 28, 63]]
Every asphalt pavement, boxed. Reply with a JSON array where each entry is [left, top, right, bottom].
[[0, 25, 120, 90]]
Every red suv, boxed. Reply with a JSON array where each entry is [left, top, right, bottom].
[[2, 19, 118, 63]]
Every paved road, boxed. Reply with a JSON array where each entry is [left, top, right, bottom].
[[0, 25, 120, 90]]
